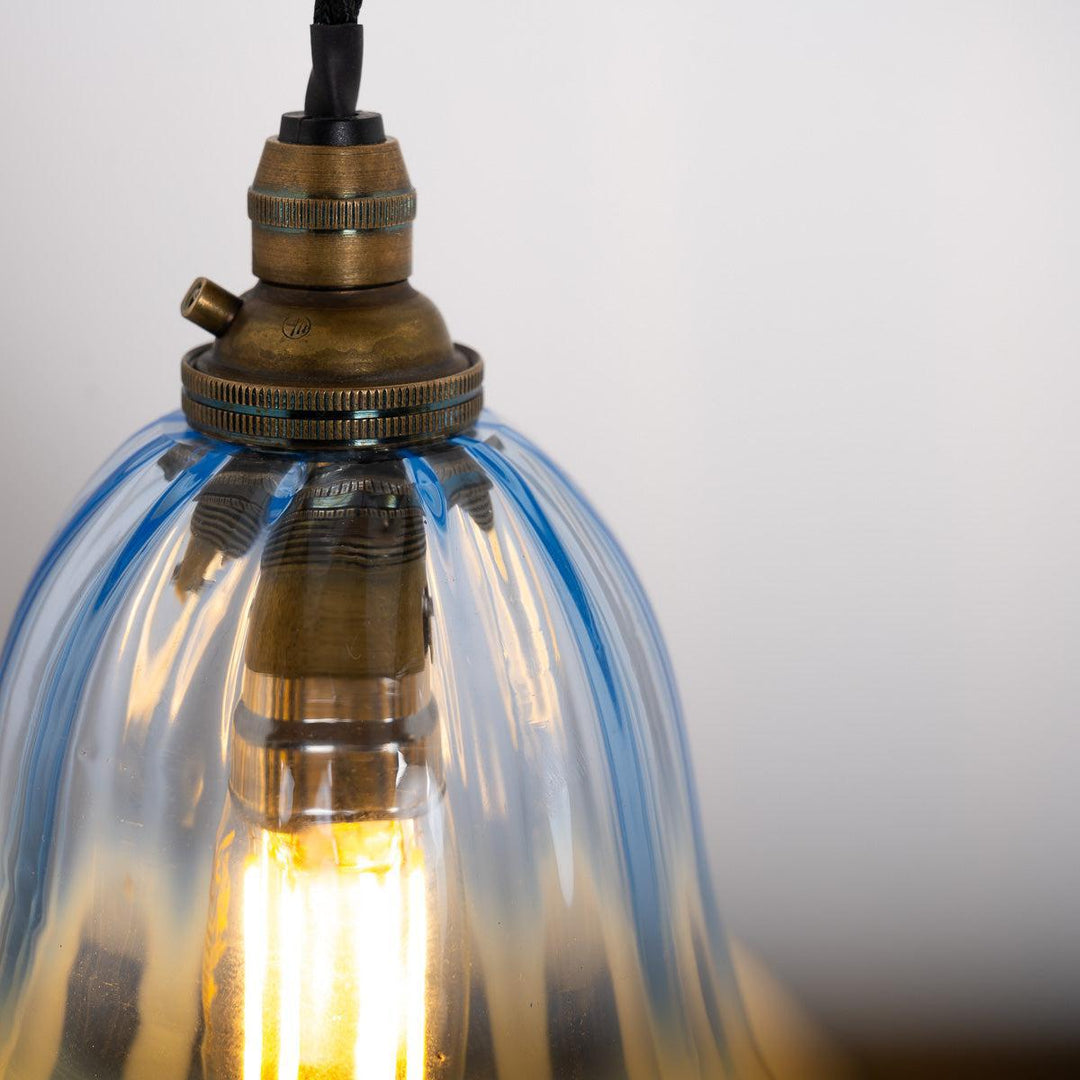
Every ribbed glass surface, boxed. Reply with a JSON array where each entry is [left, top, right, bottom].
[[0, 413, 763, 1079]]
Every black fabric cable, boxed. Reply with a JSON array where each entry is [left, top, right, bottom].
[[314, 0, 363, 25], [306, 4, 364, 120], [280, 0, 383, 145]]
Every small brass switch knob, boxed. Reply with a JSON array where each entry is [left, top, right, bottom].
[[181, 278, 243, 338]]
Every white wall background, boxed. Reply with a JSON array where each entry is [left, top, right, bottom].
[[2, 0, 1079, 1050]]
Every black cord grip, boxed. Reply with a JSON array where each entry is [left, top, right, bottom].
[[280, 1, 384, 147]]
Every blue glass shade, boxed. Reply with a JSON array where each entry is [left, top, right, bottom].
[[0, 412, 763, 1079]]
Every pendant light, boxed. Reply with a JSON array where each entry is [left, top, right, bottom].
[[0, 5, 768, 1077]]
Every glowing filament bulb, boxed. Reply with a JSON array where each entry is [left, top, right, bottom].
[[226, 821, 428, 1080], [276, 875, 303, 1080], [353, 868, 401, 1077]]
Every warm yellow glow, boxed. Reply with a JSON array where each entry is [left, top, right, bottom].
[[352, 869, 400, 1078], [238, 820, 429, 1080], [405, 862, 428, 1080], [277, 875, 303, 1080], [243, 841, 267, 1080]]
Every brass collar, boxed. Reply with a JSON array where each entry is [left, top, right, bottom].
[[180, 136, 483, 450]]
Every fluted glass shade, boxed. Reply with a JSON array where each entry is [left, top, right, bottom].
[[0, 412, 761, 1079]]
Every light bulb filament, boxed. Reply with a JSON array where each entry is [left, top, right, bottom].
[[236, 823, 428, 1080]]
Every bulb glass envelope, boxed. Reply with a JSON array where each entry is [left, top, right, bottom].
[[0, 411, 761, 1079]]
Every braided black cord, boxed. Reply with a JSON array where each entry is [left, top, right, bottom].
[[314, 0, 362, 25], [281, 0, 382, 144]]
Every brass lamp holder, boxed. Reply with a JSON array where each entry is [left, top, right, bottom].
[[180, 6, 483, 451]]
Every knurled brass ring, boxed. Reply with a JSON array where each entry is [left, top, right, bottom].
[[181, 345, 484, 449], [248, 189, 417, 232]]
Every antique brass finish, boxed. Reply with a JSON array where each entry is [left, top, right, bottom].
[[181, 134, 483, 450], [181, 278, 243, 338], [199, 282, 463, 385], [171, 454, 292, 594], [239, 671, 430, 726], [168, 446, 497, 827], [227, 461, 439, 827], [249, 189, 416, 232], [252, 227, 413, 291], [181, 345, 483, 449], [250, 138, 415, 288], [245, 468, 429, 685]]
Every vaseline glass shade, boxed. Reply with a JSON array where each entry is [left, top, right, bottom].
[[0, 411, 761, 1080]]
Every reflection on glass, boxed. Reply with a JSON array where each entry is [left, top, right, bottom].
[[0, 415, 765, 1079]]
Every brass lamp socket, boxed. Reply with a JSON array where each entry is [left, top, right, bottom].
[[181, 135, 484, 451], [249, 138, 416, 289], [227, 461, 441, 828]]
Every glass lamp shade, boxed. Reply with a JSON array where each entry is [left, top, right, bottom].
[[0, 411, 763, 1079]]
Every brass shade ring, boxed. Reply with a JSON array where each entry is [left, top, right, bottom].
[[248, 189, 417, 232], [181, 345, 484, 449], [247, 136, 417, 287], [183, 136, 478, 449]]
